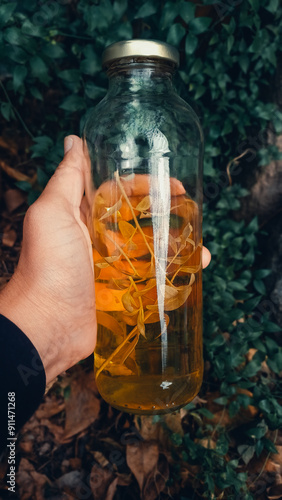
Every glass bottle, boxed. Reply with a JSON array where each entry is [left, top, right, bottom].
[[83, 40, 204, 415]]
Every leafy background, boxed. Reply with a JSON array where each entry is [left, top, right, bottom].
[[0, 0, 282, 499]]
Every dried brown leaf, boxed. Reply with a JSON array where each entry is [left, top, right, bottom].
[[169, 233, 178, 253], [104, 254, 121, 263], [95, 260, 110, 269], [40, 418, 65, 443], [164, 285, 179, 299], [2, 228, 17, 247], [182, 222, 193, 239], [63, 371, 100, 440], [99, 198, 122, 220], [105, 477, 119, 500], [180, 264, 201, 274], [164, 285, 192, 311], [93, 451, 110, 468], [35, 397, 65, 420], [0, 161, 34, 183], [122, 289, 137, 313], [90, 463, 114, 500], [136, 195, 151, 212], [126, 442, 159, 492], [119, 220, 136, 239], [4, 189, 26, 213], [140, 211, 152, 219], [118, 332, 139, 363], [143, 453, 170, 500], [124, 353, 140, 376], [96, 311, 125, 337], [146, 304, 159, 312], [0, 136, 18, 155], [267, 483, 282, 499], [127, 241, 138, 250], [167, 255, 191, 265], [133, 279, 156, 297], [17, 458, 51, 500], [137, 308, 146, 337], [144, 313, 160, 324]]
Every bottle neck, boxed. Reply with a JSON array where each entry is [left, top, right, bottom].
[[105, 58, 176, 96]]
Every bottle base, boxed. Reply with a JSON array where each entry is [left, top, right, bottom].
[[96, 370, 202, 415]]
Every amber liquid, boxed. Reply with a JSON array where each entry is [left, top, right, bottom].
[[90, 174, 203, 414]]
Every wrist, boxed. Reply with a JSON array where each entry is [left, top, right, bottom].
[[0, 271, 68, 385]]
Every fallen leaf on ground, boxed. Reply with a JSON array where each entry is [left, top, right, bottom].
[[0, 136, 18, 155], [0, 160, 35, 183], [17, 458, 51, 500], [2, 227, 17, 247], [90, 463, 115, 500], [143, 453, 170, 500], [63, 371, 100, 440], [4, 188, 26, 212], [267, 483, 282, 499], [40, 418, 65, 443], [126, 441, 159, 493], [35, 396, 65, 420], [105, 477, 119, 500]]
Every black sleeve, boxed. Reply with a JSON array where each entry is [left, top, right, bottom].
[[0, 314, 46, 453]]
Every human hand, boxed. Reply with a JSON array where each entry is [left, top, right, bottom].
[[0, 135, 211, 385], [0, 136, 96, 385]]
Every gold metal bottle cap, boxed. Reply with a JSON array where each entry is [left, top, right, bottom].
[[102, 39, 180, 68]]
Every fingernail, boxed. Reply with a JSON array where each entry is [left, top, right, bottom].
[[64, 136, 73, 154]]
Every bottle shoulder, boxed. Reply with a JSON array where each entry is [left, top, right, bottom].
[[83, 91, 203, 156]]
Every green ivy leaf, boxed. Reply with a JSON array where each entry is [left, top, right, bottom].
[[253, 279, 266, 295], [15, 180, 32, 192], [166, 23, 186, 46], [267, 350, 282, 374], [189, 17, 212, 35], [197, 408, 214, 419], [265, 0, 280, 13], [30, 87, 43, 101], [227, 35, 234, 54], [0, 2, 17, 28], [216, 434, 229, 455], [42, 43, 66, 59], [254, 269, 271, 279], [58, 69, 81, 82], [246, 422, 267, 439], [237, 444, 255, 464], [160, 2, 179, 30], [248, 0, 260, 11], [21, 19, 45, 38], [1, 102, 14, 121], [255, 439, 264, 456], [262, 321, 281, 333], [262, 437, 278, 454], [85, 83, 107, 100], [179, 1, 195, 23], [239, 54, 250, 74], [59, 95, 86, 112], [185, 33, 198, 55], [134, 1, 157, 19], [194, 85, 206, 100], [4, 27, 26, 46], [214, 396, 228, 405], [31, 136, 53, 158], [37, 167, 49, 187], [30, 56, 50, 84], [13, 65, 27, 92], [113, 0, 128, 19]]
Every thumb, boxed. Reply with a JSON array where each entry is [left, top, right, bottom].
[[40, 135, 87, 209]]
